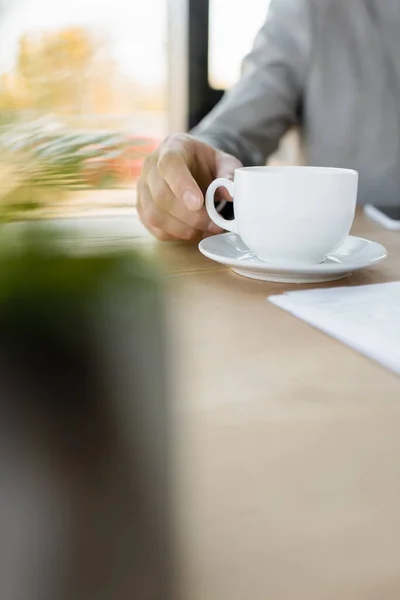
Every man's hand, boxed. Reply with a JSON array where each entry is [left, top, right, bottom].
[[137, 134, 242, 241]]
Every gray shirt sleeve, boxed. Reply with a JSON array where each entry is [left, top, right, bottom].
[[191, 0, 314, 166]]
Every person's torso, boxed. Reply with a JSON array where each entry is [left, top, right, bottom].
[[304, 0, 400, 205]]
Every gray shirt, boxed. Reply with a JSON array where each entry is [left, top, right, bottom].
[[192, 0, 400, 206]]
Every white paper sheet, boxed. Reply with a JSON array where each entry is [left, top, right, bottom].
[[269, 282, 400, 375]]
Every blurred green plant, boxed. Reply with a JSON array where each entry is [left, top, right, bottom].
[[0, 117, 131, 220]]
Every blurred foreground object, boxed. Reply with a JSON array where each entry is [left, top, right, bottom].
[[0, 226, 173, 600], [0, 116, 159, 219]]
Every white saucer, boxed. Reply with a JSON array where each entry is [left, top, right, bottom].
[[198, 233, 387, 283]]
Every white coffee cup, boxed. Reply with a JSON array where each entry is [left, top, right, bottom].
[[206, 166, 358, 264]]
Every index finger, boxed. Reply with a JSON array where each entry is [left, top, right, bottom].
[[157, 147, 203, 212]]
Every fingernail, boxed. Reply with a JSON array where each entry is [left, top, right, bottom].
[[183, 190, 201, 211]]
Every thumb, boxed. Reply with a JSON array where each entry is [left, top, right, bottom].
[[215, 151, 243, 201]]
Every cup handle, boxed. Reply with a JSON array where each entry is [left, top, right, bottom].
[[205, 178, 238, 234]]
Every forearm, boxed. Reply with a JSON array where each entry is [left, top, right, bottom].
[[191, 124, 264, 167], [191, 0, 314, 167]]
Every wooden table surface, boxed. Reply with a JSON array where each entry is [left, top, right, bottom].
[[142, 210, 400, 600], [62, 210, 400, 599]]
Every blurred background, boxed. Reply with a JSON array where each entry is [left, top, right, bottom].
[[0, 0, 297, 221]]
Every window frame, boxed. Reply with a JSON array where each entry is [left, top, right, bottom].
[[187, 0, 223, 129]]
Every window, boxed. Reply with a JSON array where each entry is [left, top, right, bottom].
[[209, 0, 270, 89], [0, 0, 169, 218]]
